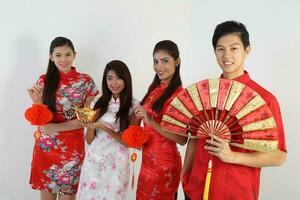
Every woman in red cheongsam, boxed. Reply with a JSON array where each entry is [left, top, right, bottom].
[[135, 40, 187, 200], [27, 37, 99, 200]]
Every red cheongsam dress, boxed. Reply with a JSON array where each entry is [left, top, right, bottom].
[[136, 82, 183, 200], [29, 67, 99, 195]]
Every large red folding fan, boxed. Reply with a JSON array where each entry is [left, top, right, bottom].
[[161, 78, 278, 152]]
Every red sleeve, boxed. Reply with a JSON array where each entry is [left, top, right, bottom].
[[269, 97, 287, 152], [85, 76, 99, 97], [37, 74, 46, 87]]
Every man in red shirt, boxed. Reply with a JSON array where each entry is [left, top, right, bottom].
[[182, 20, 287, 200]]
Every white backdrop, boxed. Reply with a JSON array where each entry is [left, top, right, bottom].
[[0, 0, 299, 199]]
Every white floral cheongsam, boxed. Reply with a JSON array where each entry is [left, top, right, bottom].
[[76, 96, 138, 200]]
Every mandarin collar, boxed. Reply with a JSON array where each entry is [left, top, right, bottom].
[[159, 81, 169, 89], [59, 67, 78, 80], [220, 70, 251, 84], [110, 96, 120, 103]]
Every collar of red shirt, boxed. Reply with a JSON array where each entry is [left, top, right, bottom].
[[220, 70, 251, 85]]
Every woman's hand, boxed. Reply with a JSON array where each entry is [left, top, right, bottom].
[[80, 120, 105, 130], [40, 123, 58, 136], [134, 105, 151, 124], [204, 134, 235, 163], [27, 84, 43, 104]]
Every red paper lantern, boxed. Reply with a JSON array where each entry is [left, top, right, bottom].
[[25, 104, 53, 139], [122, 125, 149, 148], [25, 104, 53, 125]]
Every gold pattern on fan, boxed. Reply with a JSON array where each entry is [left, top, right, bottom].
[[225, 81, 245, 111], [231, 139, 278, 152], [209, 79, 220, 108], [162, 115, 187, 128], [186, 84, 203, 111], [170, 97, 193, 119], [75, 107, 100, 123], [236, 95, 265, 119], [161, 78, 279, 153], [242, 117, 276, 132]]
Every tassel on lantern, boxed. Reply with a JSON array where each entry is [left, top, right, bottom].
[[203, 159, 212, 200], [130, 151, 137, 189], [122, 125, 148, 190]]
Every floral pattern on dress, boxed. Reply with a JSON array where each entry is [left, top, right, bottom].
[[38, 134, 63, 152], [76, 97, 139, 200], [42, 153, 82, 195], [30, 67, 99, 195], [136, 83, 183, 200]]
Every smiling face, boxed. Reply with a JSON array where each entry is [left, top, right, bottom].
[[50, 45, 76, 74], [153, 50, 179, 83], [215, 34, 250, 79], [106, 70, 125, 99]]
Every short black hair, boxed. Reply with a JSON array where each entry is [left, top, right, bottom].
[[212, 20, 250, 49]]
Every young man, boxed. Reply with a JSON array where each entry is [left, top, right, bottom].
[[181, 21, 287, 200]]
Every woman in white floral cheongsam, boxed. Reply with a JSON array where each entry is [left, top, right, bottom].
[[76, 60, 139, 200]]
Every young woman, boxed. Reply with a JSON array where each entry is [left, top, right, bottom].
[[27, 37, 99, 200], [135, 40, 187, 200], [76, 60, 139, 200]]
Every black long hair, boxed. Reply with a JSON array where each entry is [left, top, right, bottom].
[[141, 40, 182, 113], [93, 60, 133, 132], [42, 37, 75, 112]]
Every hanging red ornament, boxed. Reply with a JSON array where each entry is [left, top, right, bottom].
[[25, 104, 53, 125], [122, 125, 149, 148], [24, 104, 53, 139], [122, 125, 149, 190]]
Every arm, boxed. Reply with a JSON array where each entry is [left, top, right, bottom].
[[84, 113, 141, 147], [227, 150, 286, 167], [134, 105, 187, 145], [181, 138, 197, 181], [41, 119, 83, 135], [40, 83, 97, 135], [205, 134, 286, 167], [85, 128, 96, 145]]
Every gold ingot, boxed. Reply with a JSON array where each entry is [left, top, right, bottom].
[[75, 107, 100, 123]]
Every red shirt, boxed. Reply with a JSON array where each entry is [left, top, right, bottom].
[[183, 71, 286, 200]]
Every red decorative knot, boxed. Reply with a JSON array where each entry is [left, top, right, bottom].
[[34, 130, 41, 139]]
